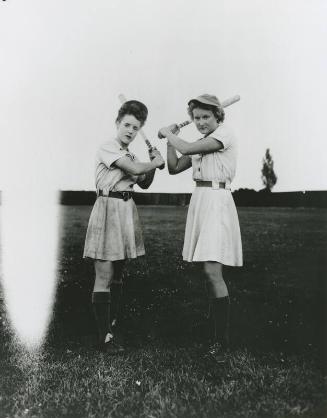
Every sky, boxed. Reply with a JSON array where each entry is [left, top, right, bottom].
[[1, 0, 327, 193]]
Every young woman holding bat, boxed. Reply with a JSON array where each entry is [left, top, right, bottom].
[[159, 94, 243, 359], [83, 100, 164, 353]]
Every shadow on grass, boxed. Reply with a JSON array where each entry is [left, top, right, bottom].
[[45, 260, 326, 371], [18, 205, 319, 375]]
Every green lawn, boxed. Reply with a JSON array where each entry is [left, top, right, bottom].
[[0, 206, 326, 417]]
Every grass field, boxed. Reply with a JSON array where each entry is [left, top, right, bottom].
[[0, 206, 326, 417]]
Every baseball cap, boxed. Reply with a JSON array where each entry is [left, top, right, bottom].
[[188, 94, 221, 108]]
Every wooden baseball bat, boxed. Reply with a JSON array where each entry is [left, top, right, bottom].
[[158, 94, 241, 138], [118, 94, 165, 170], [221, 94, 240, 108]]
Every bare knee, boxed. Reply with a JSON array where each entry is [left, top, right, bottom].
[[94, 260, 114, 292], [204, 261, 224, 283], [204, 262, 228, 298]]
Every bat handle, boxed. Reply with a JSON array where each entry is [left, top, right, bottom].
[[145, 139, 153, 150], [149, 146, 165, 170], [177, 120, 191, 129], [158, 120, 191, 138]]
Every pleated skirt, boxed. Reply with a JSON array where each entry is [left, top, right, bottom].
[[182, 187, 243, 266], [83, 196, 145, 261]]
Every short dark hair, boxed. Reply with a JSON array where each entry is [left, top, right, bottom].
[[187, 100, 225, 123], [116, 100, 148, 127]]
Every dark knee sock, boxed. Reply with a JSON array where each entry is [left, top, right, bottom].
[[210, 296, 230, 349], [92, 291, 111, 344], [110, 283, 123, 327]]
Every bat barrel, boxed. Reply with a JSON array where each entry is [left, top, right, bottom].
[[221, 95, 240, 108]]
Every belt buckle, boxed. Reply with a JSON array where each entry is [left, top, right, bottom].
[[122, 191, 129, 201], [211, 181, 227, 190]]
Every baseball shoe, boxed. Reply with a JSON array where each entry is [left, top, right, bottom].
[[98, 333, 125, 354]]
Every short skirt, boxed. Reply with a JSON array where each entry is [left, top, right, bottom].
[[182, 187, 243, 266], [83, 196, 145, 261]]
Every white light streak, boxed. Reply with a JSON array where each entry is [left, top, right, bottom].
[[1, 189, 59, 349]]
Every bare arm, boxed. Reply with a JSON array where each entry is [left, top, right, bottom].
[[137, 170, 155, 189], [114, 155, 164, 175], [159, 126, 223, 156], [167, 143, 192, 174], [137, 148, 165, 188], [167, 133, 223, 155]]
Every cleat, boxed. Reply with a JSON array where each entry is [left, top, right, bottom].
[[104, 332, 114, 343], [102, 333, 125, 354]]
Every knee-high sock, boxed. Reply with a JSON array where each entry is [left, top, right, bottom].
[[210, 296, 230, 349], [92, 291, 111, 344], [110, 283, 123, 327]]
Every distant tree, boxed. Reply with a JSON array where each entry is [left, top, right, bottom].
[[261, 148, 277, 192]]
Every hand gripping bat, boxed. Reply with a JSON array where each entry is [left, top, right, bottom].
[[118, 94, 165, 170], [158, 94, 240, 138]]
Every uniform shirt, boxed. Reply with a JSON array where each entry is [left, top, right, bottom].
[[192, 123, 237, 188], [95, 139, 141, 194]]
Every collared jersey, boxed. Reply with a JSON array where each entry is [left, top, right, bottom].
[[95, 139, 140, 194], [192, 123, 237, 187]]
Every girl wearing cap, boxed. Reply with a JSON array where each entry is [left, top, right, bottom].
[[159, 94, 242, 356], [84, 100, 164, 353]]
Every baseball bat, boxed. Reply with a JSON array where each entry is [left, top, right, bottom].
[[221, 94, 240, 108], [118, 94, 165, 170], [158, 94, 240, 138]]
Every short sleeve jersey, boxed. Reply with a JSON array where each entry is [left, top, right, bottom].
[[192, 123, 237, 187], [95, 139, 139, 194]]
